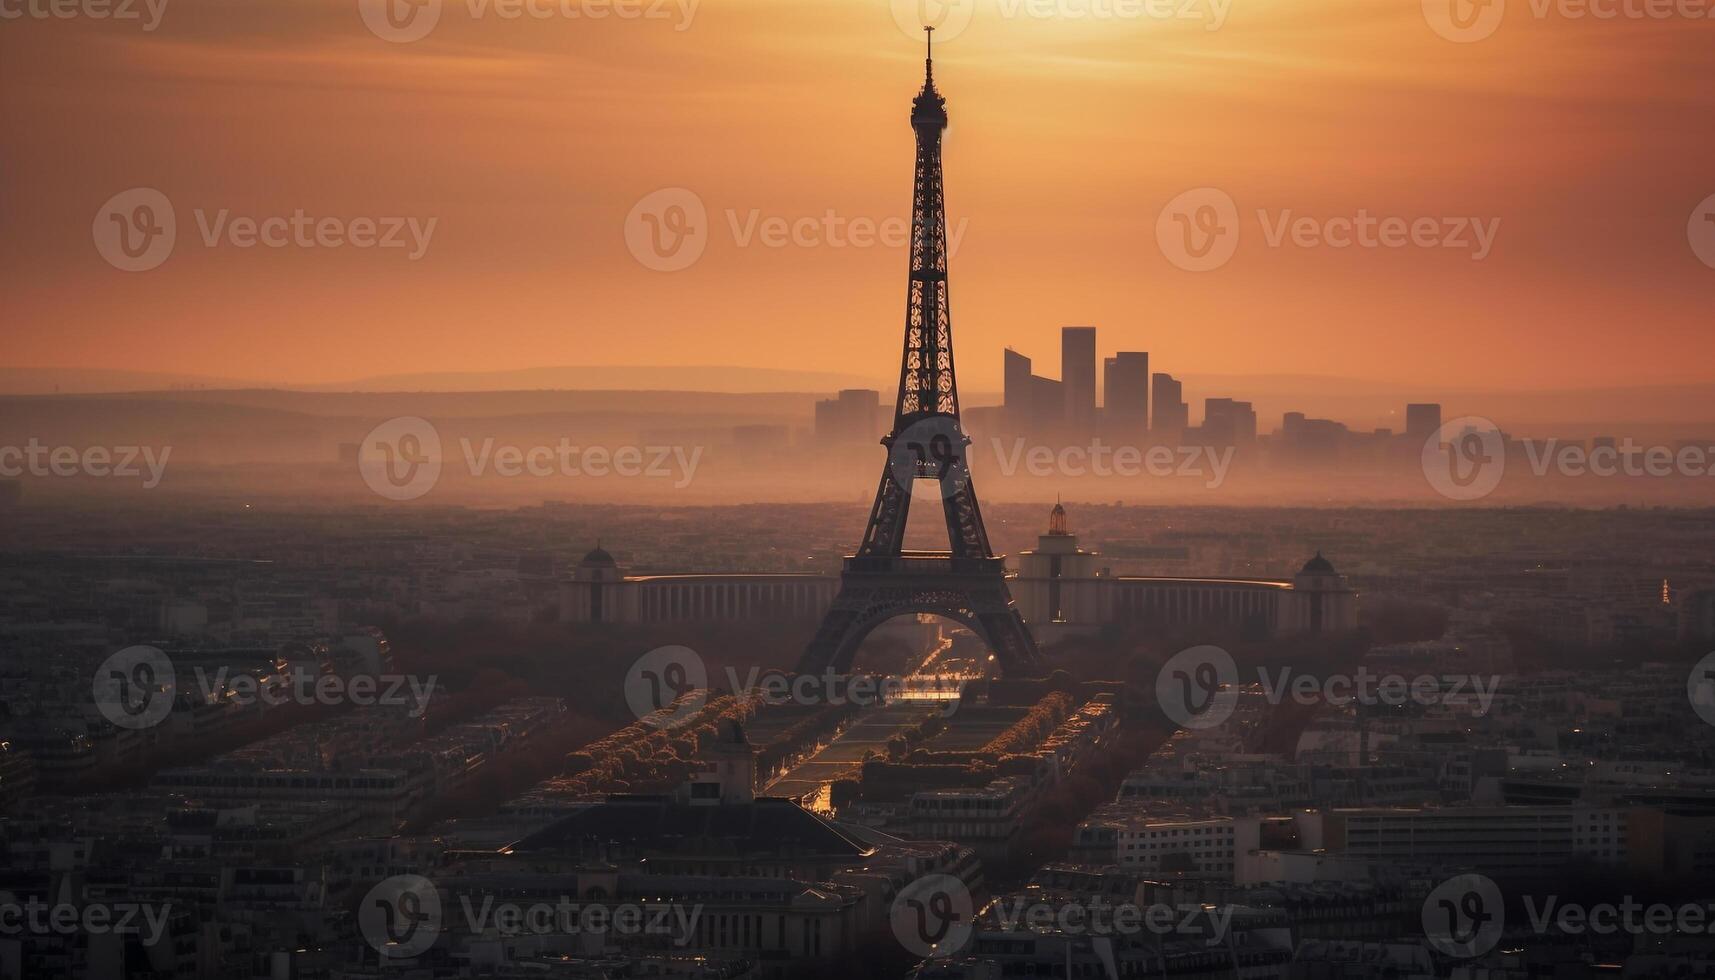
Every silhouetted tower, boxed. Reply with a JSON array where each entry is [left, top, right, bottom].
[[800, 30, 1040, 675], [857, 26, 989, 559]]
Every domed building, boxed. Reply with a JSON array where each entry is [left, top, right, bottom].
[[1282, 552, 1357, 634], [1013, 505, 1356, 639], [565, 543, 621, 623], [1014, 502, 1106, 627]]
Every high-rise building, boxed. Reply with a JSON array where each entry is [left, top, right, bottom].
[[1004, 349, 1034, 431], [1004, 346, 1067, 436], [1203, 398, 1257, 447], [1030, 375, 1064, 435], [1103, 352, 1150, 440], [1062, 326, 1097, 436], [814, 389, 881, 444], [1152, 373, 1188, 442], [1405, 403, 1442, 442]]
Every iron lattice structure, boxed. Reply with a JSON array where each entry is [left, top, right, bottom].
[[800, 32, 1041, 676]]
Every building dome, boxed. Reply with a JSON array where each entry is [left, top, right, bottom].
[[581, 543, 617, 567], [1300, 551, 1336, 575]]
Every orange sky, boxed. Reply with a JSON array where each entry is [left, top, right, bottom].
[[2, 0, 1712, 391]]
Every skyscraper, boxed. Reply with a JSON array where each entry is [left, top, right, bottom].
[[1062, 326, 1096, 436], [1004, 349, 1034, 431], [1104, 351, 1150, 439], [813, 389, 881, 444], [1406, 403, 1443, 442], [1204, 398, 1257, 447], [1152, 372, 1188, 442]]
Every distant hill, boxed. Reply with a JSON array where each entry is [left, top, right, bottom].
[[4, 366, 1715, 433], [0, 367, 265, 394], [313, 366, 885, 394], [0, 365, 886, 396]]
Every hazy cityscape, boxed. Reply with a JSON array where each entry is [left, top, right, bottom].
[[5, 497, 1715, 978], [6, 1, 1715, 978]]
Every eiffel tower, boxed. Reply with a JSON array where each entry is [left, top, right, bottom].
[[799, 30, 1041, 676]]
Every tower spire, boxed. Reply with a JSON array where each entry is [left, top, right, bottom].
[[924, 26, 935, 89]]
